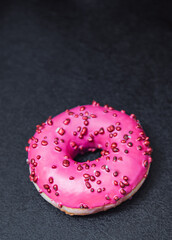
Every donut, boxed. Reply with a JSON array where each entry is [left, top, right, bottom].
[[26, 101, 152, 215]]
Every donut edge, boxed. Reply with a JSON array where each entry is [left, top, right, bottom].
[[31, 164, 150, 216]]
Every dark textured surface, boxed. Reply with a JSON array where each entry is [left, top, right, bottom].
[[0, 0, 172, 239]]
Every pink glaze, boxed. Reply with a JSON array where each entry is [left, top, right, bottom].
[[26, 101, 152, 209]]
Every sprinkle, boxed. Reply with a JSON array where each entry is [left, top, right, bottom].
[[52, 165, 57, 169], [105, 195, 110, 200], [82, 116, 88, 120], [96, 180, 101, 184], [120, 189, 126, 195], [68, 111, 74, 115], [29, 175, 33, 182], [143, 160, 148, 168], [43, 184, 49, 189], [95, 171, 101, 177], [99, 128, 104, 134], [85, 164, 90, 169], [55, 146, 62, 152], [31, 159, 35, 164], [80, 106, 85, 111], [137, 145, 142, 150], [84, 120, 89, 126], [54, 140, 58, 145], [73, 131, 77, 136], [63, 119, 70, 125], [77, 126, 81, 132], [144, 140, 150, 146], [137, 137, 142, 141], [25, 146, 29, 152], [112, 148, 119, 152], [88, 137, 93, 142], [111, 142, 117, 148], [90, 114, 97, 118], [123, 181, 129, 186], [85, 182, 91, 189], [49, 177, 54, 184], [91, 164, 96, 167], [32, 144, 37, 148], [47, 117, 53, 125], [83, 174, 90, 179], [58, 128, 65, 136], [90, 175, 95, 181], [123, 134, 129, 140], [69, 176, 74, 180], [114, 196, 119, 201], [130, 114, 136, 119], [114, 180, 118, 186], [113, 171, 118, 177], [81, 127, 87, 135], [120, 181, 125, 188], [107, 125, 115, 132], [97, 188, 102, 193], [33, 176, 38, 183], [85, 111, 89, 116], [94, 131, 99, 136], [53, 185, 58, 191], [77, 165, 83, 171], [41, 140, 48, 146], [62, 160, 70, 167], [127, 142, 133, 147]]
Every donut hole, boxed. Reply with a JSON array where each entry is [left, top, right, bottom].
[[74, 149, 102, 163]]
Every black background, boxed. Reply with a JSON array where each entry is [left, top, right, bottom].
[[1, 0, 172, 239]]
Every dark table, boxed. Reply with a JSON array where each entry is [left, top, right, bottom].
[[1, 1, 171, 239]]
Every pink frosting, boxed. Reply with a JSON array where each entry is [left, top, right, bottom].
[[26, 102, 152, 209]]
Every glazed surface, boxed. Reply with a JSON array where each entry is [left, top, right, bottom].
[[26, 102, 152, 210]]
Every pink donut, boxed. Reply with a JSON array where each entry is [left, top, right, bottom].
[[26, 101, 152, 215]]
